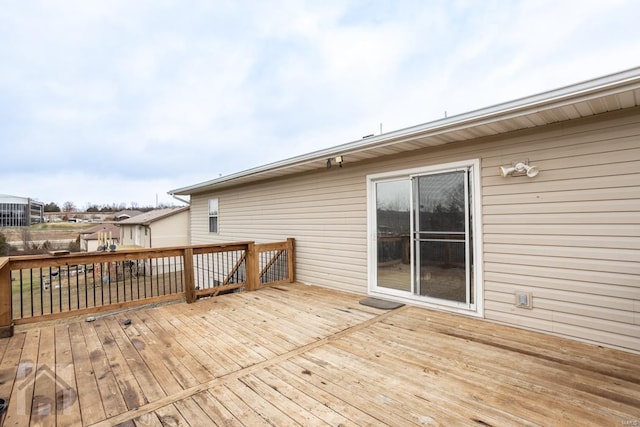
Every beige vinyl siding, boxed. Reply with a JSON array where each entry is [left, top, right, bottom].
[[189, 107, 640, 352], [190, 171, 369, 294], [149, 211, 190, 247], [480, 109, 640, 353]]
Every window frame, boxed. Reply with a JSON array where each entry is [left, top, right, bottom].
[[208, 198, 219, 233]]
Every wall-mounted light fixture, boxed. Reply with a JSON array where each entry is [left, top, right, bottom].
[[499, 161, 539, 178], [327, 156, 344, 168]]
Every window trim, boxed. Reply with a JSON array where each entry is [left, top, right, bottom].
[[208, 198, 219, 233]]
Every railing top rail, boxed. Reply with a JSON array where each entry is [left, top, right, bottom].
[[255, 241, 293, 252], [6, 242, 254, 269]]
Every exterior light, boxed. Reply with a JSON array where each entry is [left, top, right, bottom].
[[499, 161, 539, 178], [327, 156, 344, 168]]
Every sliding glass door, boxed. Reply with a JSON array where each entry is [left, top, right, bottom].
[[370, 161, 477, 312]]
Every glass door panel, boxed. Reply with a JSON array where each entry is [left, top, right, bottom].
[[375, 179, 411, 292], [414, 170, 471, 304]]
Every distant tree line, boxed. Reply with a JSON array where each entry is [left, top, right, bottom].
[[43, 201, 178, 213]]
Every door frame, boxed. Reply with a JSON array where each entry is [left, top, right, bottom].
[[366, 158, 484, 317]]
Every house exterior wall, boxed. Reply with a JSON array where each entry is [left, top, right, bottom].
[[83, 238, 119, 252], [189, 108, 640, 353], [86, 239, 100, 252], [120, 225, 147, 247], [149, 210, 190, 248], [119, 211, 189, 248]]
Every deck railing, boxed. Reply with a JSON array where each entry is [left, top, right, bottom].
[[0, 238, 295, 337]]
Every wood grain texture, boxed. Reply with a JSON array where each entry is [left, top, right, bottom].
[[0, 283, 637, 426]]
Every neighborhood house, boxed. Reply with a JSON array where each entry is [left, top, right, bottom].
[[118, 207, 190, 249], [170, 68, 640, 354]]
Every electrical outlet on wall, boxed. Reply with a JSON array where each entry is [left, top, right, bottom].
[[515, 292, 533, 309]]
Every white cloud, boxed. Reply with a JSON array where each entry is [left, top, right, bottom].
[[1, 0, 639, 206]]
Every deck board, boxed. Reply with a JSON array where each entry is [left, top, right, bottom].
[[143, 308, 230, 377], [131, 411, 163, 427], [190, 390, 242, 427], [131, 310, 213, 385], [81, 320, 130, 418], [160, 308, 244, 373], [102, 316, 166, 404], [68, 322, 106, 425], [1, 282, 639, 426], [92, 319, 146, 411], [4, 329, 40, 426], [53, 324, 83, 426], [126, 312, 201, 390], [32, 326, 55, 427]]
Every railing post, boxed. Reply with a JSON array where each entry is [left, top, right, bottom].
[[287, 238, 296, 283], [183, 248, 196, 303], [0, 258, 14, 337], [246, 242, 259, 291]]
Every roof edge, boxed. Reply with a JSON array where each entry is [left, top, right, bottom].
[[169, 66, 640, 195]]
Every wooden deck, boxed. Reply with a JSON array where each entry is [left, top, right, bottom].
[[0, 283, 638, 426]]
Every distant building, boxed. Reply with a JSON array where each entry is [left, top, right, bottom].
[[113, 210, 143, 221], [79, 223, 121, 252], [0, 194, 44, 227], [118, 207, 189, 248]]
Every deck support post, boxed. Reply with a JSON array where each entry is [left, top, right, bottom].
[[0, 258, 14, 337], [287, 237, 296, 283], [183, 248, 196, 303], [246, 242, 259, 291]]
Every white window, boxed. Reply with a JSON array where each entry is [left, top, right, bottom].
[[209, 198, 219, 233]]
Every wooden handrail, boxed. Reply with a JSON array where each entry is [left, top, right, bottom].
[[0, 239, 295, 335]]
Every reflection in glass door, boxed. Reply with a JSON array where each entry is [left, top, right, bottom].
[[371, 163, 477, 311], [375, 179, 411, 292], [413, 169, 473, 305]]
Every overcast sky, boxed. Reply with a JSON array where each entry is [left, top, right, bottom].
[[1, 0, 638, 209]]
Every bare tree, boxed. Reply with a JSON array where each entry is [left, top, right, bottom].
[[21, 228, 32, 251], [62, 201, 77, 212]]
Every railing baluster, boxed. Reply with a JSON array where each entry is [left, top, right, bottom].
[[128, 261, 133, 300], [179, 255, 184, 292], [154, 258, 159, 296], [48, 268, 53, 314], [53, 267, 60, 313], [19, 269, 23, 318], [171, 256, 176, 293], [39, 268, 43, 316], [107, 262, 112, 304], [166, 257, 171, 294], [193, 254, 198, 290], [115, 262, 120, 303], [28, 269, 33, 317], [137, 260, 141, 298], [142, 259, 147, 299], [92, 263, 97, 308], [162, 257, 166, 295], [65, 265, 70, 310]]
